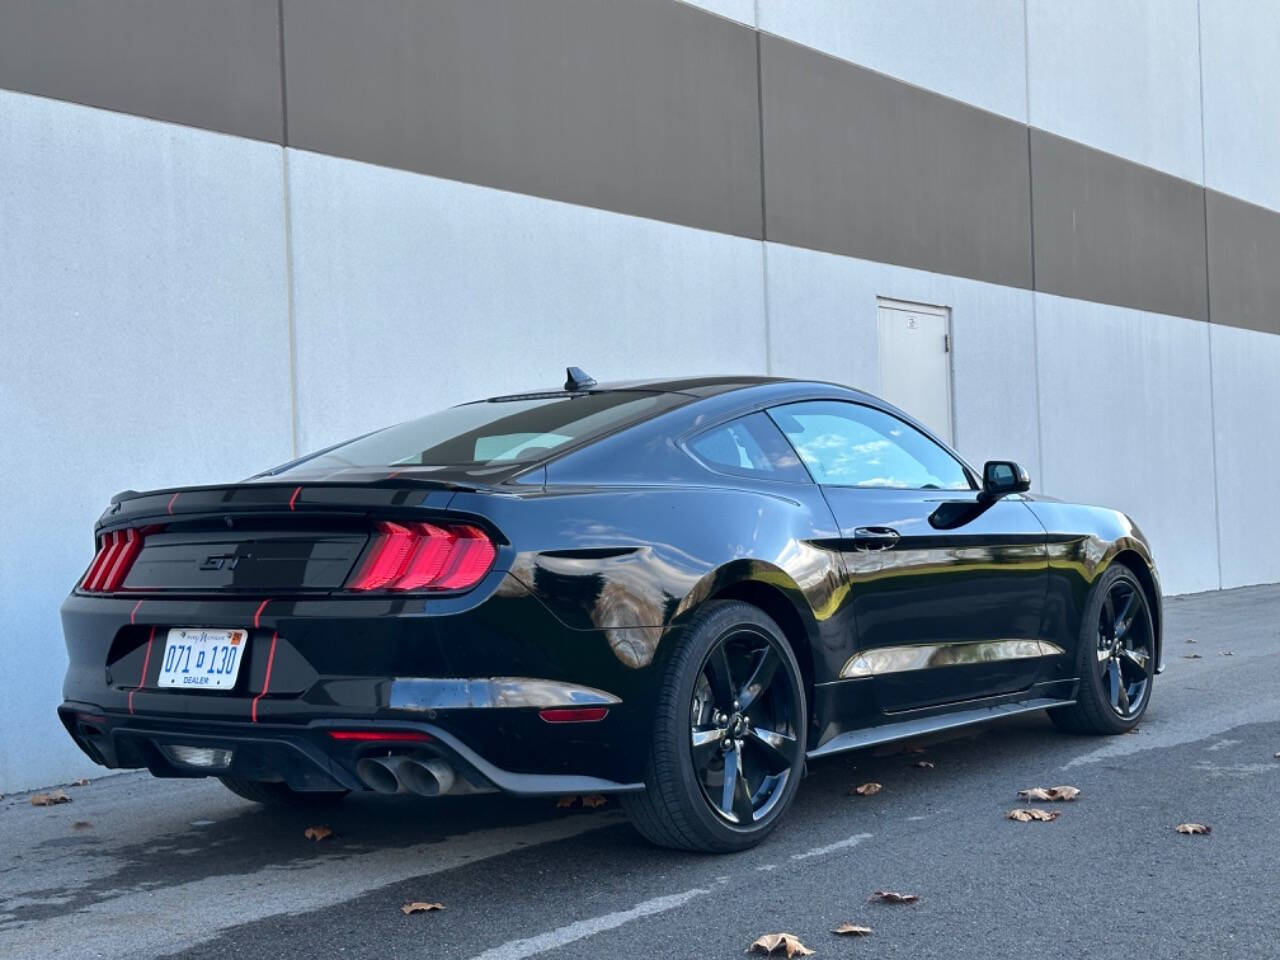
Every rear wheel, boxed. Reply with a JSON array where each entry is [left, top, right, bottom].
[[623, 601, 806, 853], [218, 777, 349, 808], [1050, 564, 1155, 735]]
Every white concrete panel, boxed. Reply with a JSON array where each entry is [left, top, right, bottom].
[[757, 0, 1028, 121], [677, 0, 756, 27], [1200, 0, 1280, 212], [1034, 294, 1218, 595], [1209, 324, 1280, 587], [764, 243, 1041, 479], [1026, 0, 1204, 183], [286, 149, 768, 452], [0, 91, 293, 792]]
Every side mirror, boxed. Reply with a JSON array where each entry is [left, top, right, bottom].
[[981, 460, 1031, 501]]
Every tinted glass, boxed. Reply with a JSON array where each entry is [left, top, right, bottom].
[[687, 412, 810, 482], [769, 401, 971, 490], [278, 391, 685, 473]]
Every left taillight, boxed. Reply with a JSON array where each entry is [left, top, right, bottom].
[[346, 521, 497, 593], [81, 528, 144, 593]]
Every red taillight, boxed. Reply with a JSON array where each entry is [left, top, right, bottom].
[[539, 707, 610, 724], [327, 730, 432, 742], [81, 528, 144, 593], [346, 521, 497, 592]]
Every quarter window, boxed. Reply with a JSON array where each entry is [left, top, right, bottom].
[[687, 413, 810, 482], [768, 401, 971, 490]]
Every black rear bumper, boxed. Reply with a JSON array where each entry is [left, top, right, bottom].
[[58, 704, 644, 796]]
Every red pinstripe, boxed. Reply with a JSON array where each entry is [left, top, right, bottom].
[[251, 631, 279, 723], [128, 626, 156, 716]]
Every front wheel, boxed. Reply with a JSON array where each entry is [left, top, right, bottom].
[[623, 601, 807, 853], [1050, 564, 1156, 735]]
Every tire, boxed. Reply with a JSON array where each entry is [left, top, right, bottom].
[[218, 777, 349, 808], [622, 600, 807, 853], [1050, 563, 1156, 735]]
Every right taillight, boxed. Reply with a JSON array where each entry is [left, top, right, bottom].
[[81, 528, 144, 593], [346, 521, 497, 593]]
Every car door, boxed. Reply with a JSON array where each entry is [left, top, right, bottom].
[[768, 400, 1050, 712]]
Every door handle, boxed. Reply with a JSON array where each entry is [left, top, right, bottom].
[[852, 526, 900, 551]]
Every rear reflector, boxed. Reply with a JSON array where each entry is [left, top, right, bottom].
[[327, 730, 433, 742], [346, 522, 497, 593], [539, 707, 610, 724], [162, 745, 233, 769], [81, 528, 145, 593]]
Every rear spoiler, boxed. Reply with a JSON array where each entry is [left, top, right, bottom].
[[101, 479, 475, 528]]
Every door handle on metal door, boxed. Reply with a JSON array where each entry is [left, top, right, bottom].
[[852, 526, 900, 551]]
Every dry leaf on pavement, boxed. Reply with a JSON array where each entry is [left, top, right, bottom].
[[746, 933, 814, 957], [303, 825, 334, 842], [832, 923, 873, 936], [914, 760, 935, 769], [1183, 653, 1202, 660], [1007, 808, 1060, 822], [71, 778, 90, 787], [1220, 650, 1234, 656], [1017, 785, 1080, 802], [868, 890, 919, 904], [852, 782, 882, 797], [1185, 637, 1197, 643], [580, 794, 608, 808], [555, 795, 577, 809], [1175, 823, 1211, 835], [401, 901, 444, 915], [30, 790, 71, 807]]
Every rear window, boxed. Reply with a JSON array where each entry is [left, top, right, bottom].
[[278, 391, 685, 473]]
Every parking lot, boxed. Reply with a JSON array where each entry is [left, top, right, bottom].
[[3, 584, 1278, 960]]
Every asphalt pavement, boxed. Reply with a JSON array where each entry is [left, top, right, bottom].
[[3, 584, 1278, 960]]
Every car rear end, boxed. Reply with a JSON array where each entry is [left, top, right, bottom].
[[58, 387, 695, 799]]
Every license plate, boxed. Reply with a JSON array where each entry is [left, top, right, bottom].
[[157, 628, 247, 690]]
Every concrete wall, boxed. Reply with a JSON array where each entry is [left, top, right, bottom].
[[2, 0, 1279, 792]]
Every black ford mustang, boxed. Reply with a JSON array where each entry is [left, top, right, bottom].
[[60, 371, 1162, 852]]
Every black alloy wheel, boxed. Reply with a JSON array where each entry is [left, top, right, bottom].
[[1050, 564, 1155, 735], [689, 628, 802, 826], [623, 601, 807, 852]]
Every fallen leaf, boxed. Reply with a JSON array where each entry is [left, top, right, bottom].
[[71, 778, 90, 787], [868, 890, 919, 905], [1185, 637, 1197, 644], [1219, 650, 1234, 656], [1017, 785, 1080, 802], [1183, 653, 1202, 660], [555, 795, 577, 809], [72, 821, 93, 830], [1126, 727, 1141, 735], [303, 825, 334, 842], [914, 760, 935, 769], [1007, 808, 1060, 822], [852, 782, 882, 797], [580, 794, 608, 809], [746, 933, 814, 957], [30, 790, 71, 807], [1175, 822, 1211, 835], [832, 923, 873, 936], [401, 901, 444, 915]]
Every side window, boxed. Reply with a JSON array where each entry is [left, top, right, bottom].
[[686, 412, 810, 482], [768, 401, 972, 490]]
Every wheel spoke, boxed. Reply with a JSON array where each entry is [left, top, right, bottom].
[[1102, 592, 1117, 637], [1112, 589, 1138, 639], [738, 646, 781, 713], [1119, 646, 1150, 678], [1106, 658, 1121, 708], [705, 645, 736, 711], [690, 727, 723, 772], [744, 725, 798, 775], [1109, 659, 1131, 714], [730, 744, 755, 823]]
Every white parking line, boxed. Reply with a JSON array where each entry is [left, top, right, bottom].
[[790, 832, 873, 860], [464, 886, 714, 960]]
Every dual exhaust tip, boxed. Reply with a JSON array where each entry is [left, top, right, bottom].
[[356, 753, 457, 797]]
